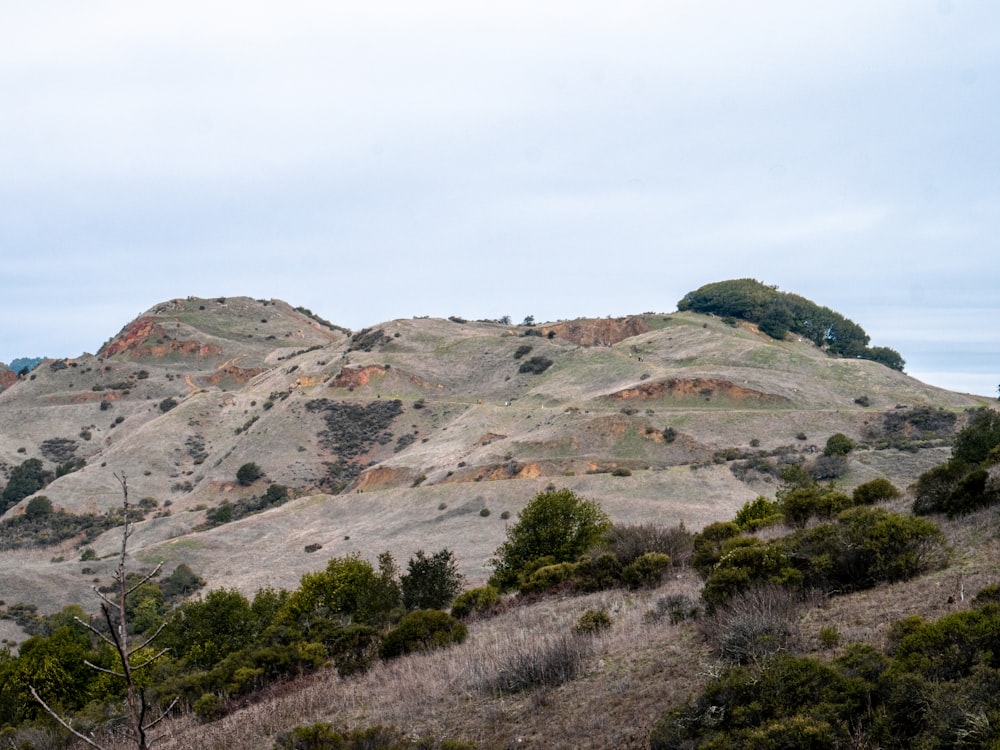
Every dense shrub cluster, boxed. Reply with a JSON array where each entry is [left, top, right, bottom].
[[274, 722, 476, 749], [306, 398, 404, 492], [202, 483, 290, 528], [0, 542, 470, 739], [517, 355, 553, 374], [913, 408, 1000, 516], [1, 458, 53, 514], [347, 327, 391, 352], [696, 506, 948, 607], [652, 594, 1000, 749], [864, 405, 959, 450]]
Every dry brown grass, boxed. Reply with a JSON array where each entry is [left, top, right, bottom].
[[81, 576, 708, 750]]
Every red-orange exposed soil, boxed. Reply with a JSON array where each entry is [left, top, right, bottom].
[[330, 365, 387, 389], [544, 316, 651, 346], [609, 377, 790, 404], [98, 317, 223, 359], [0, 366, 19, 391]]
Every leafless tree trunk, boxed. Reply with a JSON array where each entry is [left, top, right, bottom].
[[30, 473, 177, 750]]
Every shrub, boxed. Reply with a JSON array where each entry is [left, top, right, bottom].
[[621, 552, 672, 589], [519, 561, 579, 594], [451, 585, 500, 620], [489, 488, 611, 591], [599, 522, 693, 568], [476, 633, 589, 694], [1, 458, 53, 513], [572, 552, 622, 593], [809, 454, 849, 480], [518, 356, 553, 375], [611, 466, 632, 477], [819, 625, 840, 649], [852, 477, 901, 505], [646, 592, 703, 624], [379, 609, 467, 660], [236, 462, 264, 486], [329, 624, 381, 677], [159, 396, 178, 413], [192, 692, 225, 722], [734, 496, 783, 532], [24, 495, 53, 520], [691, 521, 742, 579], [824, 433, 855, 456], [573, 608, 612, 636], [781, 507, 949, 593], [513, 344, 533, 359], [953, 408, 1000, 466], [274, 722, 344, 749], [702, 541, 802, 607]]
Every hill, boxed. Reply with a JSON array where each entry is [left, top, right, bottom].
[[0, 295, 990, 617], [1, 291, 999, 748]]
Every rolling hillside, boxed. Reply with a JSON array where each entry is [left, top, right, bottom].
[[0, 296, 990, 618]]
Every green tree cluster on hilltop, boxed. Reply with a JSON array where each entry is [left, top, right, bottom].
[[677, 278, 905, 370]]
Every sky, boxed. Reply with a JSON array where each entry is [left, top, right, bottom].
[[1, 1, 997, 397]]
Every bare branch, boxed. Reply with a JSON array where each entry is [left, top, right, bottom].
[[29, 686, 108, 750]]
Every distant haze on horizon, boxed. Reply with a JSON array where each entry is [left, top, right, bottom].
[[1, 2, 997, 399]]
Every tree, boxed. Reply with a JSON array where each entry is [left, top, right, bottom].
[[489, 488, 611, 591], [400, 549, 465, 610], [236, 462, 264, 486], [29, 473, 176, 750]]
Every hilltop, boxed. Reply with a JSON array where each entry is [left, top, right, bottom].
[[0, 293, 989, 618]]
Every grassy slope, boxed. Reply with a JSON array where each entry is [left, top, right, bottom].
[[0, 304, 990, 612]]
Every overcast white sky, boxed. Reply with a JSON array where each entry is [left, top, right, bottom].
[[1, 1, 997, 397]]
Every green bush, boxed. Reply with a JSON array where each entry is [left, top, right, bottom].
[[192, 692, 225, 722], [823, 432, 855, 456], [572, 608, 612, 636], [379, 610, 467, 660], [451, 585, 500, 620], [274, 722, 345, 749], [572, 552, 623, 593], [519, 561, 579, 594], [329, 624, 381, 677], [781, 507, 948, 593], [702, 541, 802, 607], [620, 552, 671, 589], [734, 496, 783, 531], [691, 521, 742, 579], [852, 477, 901, 505], [1, 458, 53, 513], [24, 495, 53, 520]]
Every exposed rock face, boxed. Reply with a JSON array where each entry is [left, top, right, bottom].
[[330, 365, 387, 389], [545, 316, 651, 346], [0, 365, 18, 391], [98, 318, 223, 359], [609, 377, 790, 404], [202, 361, 265, 386]]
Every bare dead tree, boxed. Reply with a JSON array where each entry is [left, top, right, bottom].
[[30, 472, 177, 750]]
